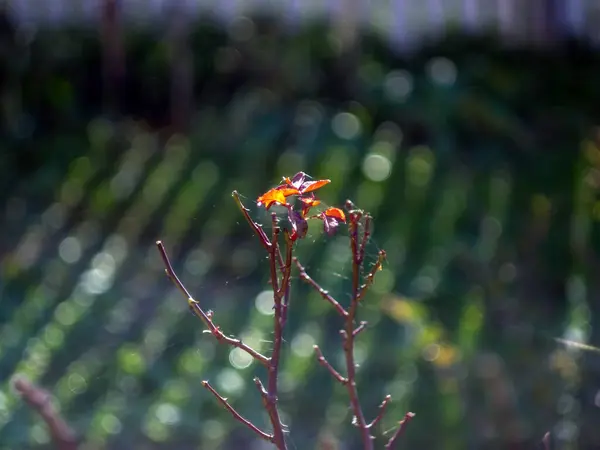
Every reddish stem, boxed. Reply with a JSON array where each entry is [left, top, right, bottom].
[[159, 193, 292, 449], [264, 225, 290, 450], [368, 395, 392, 429], [345, 218, 373, 449], [314, 345, 348, 384], [14, 377, 78, 450], [297, 205, 413, 449], [293, 258, 348, 317], [353, 321, 368, 337], [232, 190, 271, 250], [202, 380, 273, 442], [384, 412, 416, 449], [357, 250, 386, 302], [156, 241, 269, 366]]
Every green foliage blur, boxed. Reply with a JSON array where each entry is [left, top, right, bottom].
[[1, 11, 600, 449]]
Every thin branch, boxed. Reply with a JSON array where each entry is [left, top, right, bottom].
[[357, 214, 371, 265], [314, 345, 348, 385], [269, 219, 281, 293], [201, 381, 273, 442], [277, 231, 293, 299], [367, 395, 392, 429], [156, 241, 270, 367], [265, 231, 289, 450], [14, 377, 78, 450], [279, 231, 294, 328], [345, 217, 373, 449], [357, 250, 386, 302], [232, 190, 271, 250], [541, 431, 550, 450], [253, 377, 269, 405], [353, 321, 368, 337], [384, 412, 415, 449], [294, 258, 348, 317]]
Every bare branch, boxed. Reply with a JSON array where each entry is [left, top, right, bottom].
[[232, 190, 271, 250], [345, 216, 373, 448], [367, 395, 392, 429], [265, 231, 289, 449], [357, 250, 386, 302], [542, 431, 551, 450], [277, 231, 294, 299], [353, 321, 368, 337], [384, 412, 416, 449], [14, 377, 78, 450], [314, 345, 348, 385], [357, 214, 372, 265], [201, 381, 273, 442], [294, 258, 348, 317], [156, 241, 270, 367]]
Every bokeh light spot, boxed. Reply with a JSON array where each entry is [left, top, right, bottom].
[[362, 154, 392, 182], [255, 290, 275, 316], [291, 332, 316, 358], [217, 368, 245, 396], [427, 57, 457, 86], [332, 112, 361, 140], [384, 70, 413, 101], [229, 348, 253, 370], [156, 403, 181, 426]]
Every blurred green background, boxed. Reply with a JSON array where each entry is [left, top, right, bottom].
[[1, 5, 600, 450]]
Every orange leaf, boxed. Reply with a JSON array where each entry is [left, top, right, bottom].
[[301, 179, 331, 193], [257, 188, 287, 209], [324, 207, 346, 222], [275, 187, 301, 197], [300, 197, 321, 217], [299, 197, 321, 207]]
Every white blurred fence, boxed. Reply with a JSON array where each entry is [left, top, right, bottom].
[[5, 0, 600, 48]]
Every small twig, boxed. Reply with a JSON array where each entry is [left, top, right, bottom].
[[270, 220, 281, 293], [367, 395, 392, 429], [202, 380, 273, 442], [353, 321, 368, 337], [254, 377, 269, 405], [232, 190, 271, 250], [314, 345, 348, 384], [357, 250, 386, 302], [294, 258, 348, 317], [156, 241, 269, 366], [541, 431, 550, 450], [357, 215, 371, 265], [384, 412, 415, 449], [279, 232, 294, 329], [14, 377, 78, 450], [277, 231, 294, 299]]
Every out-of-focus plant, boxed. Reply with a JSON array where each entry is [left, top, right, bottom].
[[156, 172, 415, 449], [13, 377, 78, 450]]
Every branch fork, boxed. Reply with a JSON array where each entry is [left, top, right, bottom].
[[156, 178, 414, 450], [296, 204, 414, 450]]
